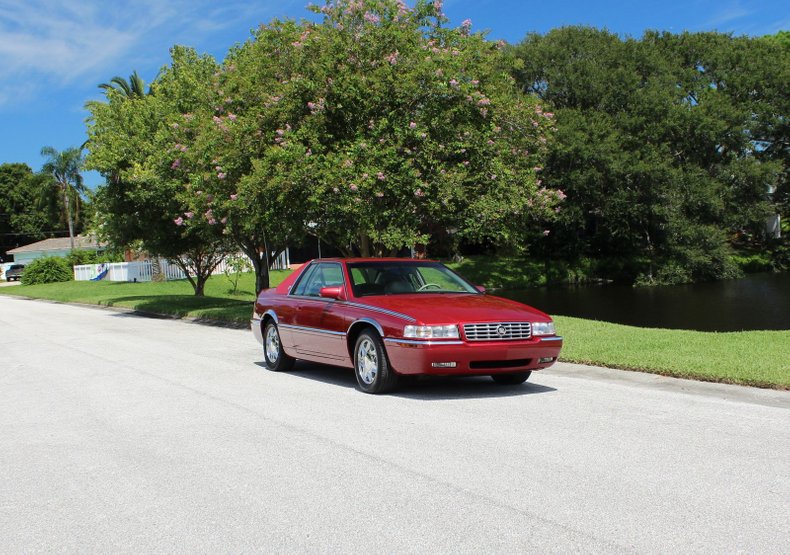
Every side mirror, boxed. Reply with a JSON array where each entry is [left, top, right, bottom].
[[319, 286, 345, 300], [476, 285, 486, 294]]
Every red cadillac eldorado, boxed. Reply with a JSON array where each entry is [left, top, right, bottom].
[[252, 258, 562, 393]]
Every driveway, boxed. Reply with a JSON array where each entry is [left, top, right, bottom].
[[1, 296, 787, 553]]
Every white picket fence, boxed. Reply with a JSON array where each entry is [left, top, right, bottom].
[[73, 250, 290, 282]]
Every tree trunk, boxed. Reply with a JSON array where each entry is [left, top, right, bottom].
[[239, 243, 270, 294], [359, 234, 371, 257], [194, 275, 206, 296], [62, 183, 75, 249]]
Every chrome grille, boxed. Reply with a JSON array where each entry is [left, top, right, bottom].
[[463, 322, 532, 341]]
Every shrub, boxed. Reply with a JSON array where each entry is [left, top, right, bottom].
[[21, 256, 73, 285]]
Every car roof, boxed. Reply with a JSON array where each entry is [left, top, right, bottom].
[[309, 257, 439, 264]]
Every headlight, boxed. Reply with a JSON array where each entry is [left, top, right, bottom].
[[403, 324, 460, 339], [531, 321, 556, 336]]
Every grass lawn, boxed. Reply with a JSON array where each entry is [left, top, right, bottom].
[[2, 270, 788, 389], [554, 316, 790, 390], [0, 271, 291, 324]]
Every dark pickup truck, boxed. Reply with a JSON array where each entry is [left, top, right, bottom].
[[5, 264, 25, 281]]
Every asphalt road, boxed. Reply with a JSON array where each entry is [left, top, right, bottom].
[[1, 296, 788, 553]]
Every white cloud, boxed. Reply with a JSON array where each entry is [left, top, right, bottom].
[[0, 0, 296, 108], [703, 1, 753, 28]]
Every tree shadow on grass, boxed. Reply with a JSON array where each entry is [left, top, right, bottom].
[[254, 360, 557, 400], [104, 295, 250, 327]]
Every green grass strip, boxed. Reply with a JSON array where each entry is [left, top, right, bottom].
[[555, 316, 790, 389]]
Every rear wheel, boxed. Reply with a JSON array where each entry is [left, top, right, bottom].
[[491, 371, 531, 385], [354, 330, 399, 394], [263, 321, 294, 372]]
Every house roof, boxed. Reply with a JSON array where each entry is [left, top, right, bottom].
[[7, 236, 104, 254]]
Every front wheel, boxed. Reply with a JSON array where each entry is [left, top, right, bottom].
[[491, 371, 531, 385], [354, 330, 399, 394], [263, 322, 294, 372]]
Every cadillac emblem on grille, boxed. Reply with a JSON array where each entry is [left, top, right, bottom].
[[496, 325, 507, 336]]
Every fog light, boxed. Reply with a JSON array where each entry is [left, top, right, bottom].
[[432, 362, 457, 368], [539, 357, 555, 363]]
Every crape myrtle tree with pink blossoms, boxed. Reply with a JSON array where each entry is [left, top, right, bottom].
[[87, 0, 563, 293], [245, 0, 564, 257], [86, 47, 233, 296]]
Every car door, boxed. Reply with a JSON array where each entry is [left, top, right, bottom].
[[289, 262, 348, 361]]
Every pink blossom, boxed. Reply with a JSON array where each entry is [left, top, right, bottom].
[[533, 166, 543, 172], [343, 159, 353, 168], [306, 149, 312, 156], [183, 113, 194, 121], [449, 78, 459, 87], [230, 194, 238, 201], [478, 98, 491, 106], [556, 190, 567, 200], [480, 108, 488, 118], [544, 112, 554, 118], [276, 128, 285, 136], [171, 122, 179, 129], [487, 139, 495, 146], [332, 187, 339, 193], [462, 160, 470, 166], [174, 217, 184, 226], [543, 230, 551, 236], [196, 190, 202, 196], [490, 174, 497, 180], [414, 188, 425, 197], [307, 101, 316, 111], [171, 159, 181, 169], [377, 172, 386, 181], [471, 79, 479, 86], [349, 183, 358, 192], [208, 218, 217, 225], [184, 211, 194, 219], [385, 51, 399, 65], [375, 191, 384, 198], [461, 18, 472, 30], [212, 116, 223, 125], [363, 12, 380, 24], [220, 217, 228, 224], [226, 113, 237, 121], [409, 121, 417, 129], [205, 209, 213, 217]]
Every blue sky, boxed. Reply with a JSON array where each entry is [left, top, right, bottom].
[[1, 0, 787, 188]]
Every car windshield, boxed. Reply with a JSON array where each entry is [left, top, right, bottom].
[[347, 261, 479, 296]]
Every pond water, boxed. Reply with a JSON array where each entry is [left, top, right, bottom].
[[499, 272, 790, 332]]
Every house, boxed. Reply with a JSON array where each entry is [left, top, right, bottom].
[[6, 236, 105, 264]]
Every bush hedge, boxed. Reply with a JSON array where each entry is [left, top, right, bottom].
[[21, 256, 73, 285]]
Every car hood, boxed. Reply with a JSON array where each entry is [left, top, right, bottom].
[[359, 293, 551, 324]]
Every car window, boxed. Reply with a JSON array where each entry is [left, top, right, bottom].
[[291, 264, 318, 296], [291, 263, 344, 297], [348, 261, 478, 296]]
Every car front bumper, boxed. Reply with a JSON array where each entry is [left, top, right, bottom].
[[382, 336, 563, 376]]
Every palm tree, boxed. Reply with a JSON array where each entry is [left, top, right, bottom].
[[40, 147, 85, 250], [98, 70, 148, 98]]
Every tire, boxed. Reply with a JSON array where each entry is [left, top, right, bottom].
[[491, 371, 531, 385], [354, 329, 399, 394], [263, 321, 294, 372]]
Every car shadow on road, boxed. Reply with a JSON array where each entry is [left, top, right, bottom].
[[255, 360, 557, 400]]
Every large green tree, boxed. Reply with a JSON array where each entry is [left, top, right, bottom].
[[86, 48, 231, 295], [512, 27, 782, 284]]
